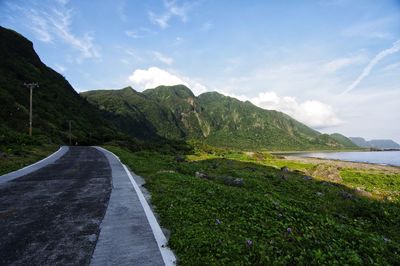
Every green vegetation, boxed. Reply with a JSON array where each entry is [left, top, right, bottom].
[[0, 26, 119, 145], [341, 169, 400, 199], [329, 133, 359, 148], [107, 144, 400, 265], [0, 144, 58, 176], [83, 85, 358, 151]]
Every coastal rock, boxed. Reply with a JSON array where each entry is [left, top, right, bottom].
[[195, 171, 212, 180], [175, 155, 186, 162], [339, 190, 355, 200], [303, 175, 312, 181], [281, 166, 290, 173], [210, 162, 219, 169], [223, 176, 245, 187], [354, 187, 373, 198], [321, 181, 338, 187]]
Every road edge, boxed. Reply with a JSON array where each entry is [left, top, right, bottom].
[[94, 146, 177, 266], [0, 146, 69, 184]]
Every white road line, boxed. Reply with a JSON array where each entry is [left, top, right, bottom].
[[95, 147, 177, 266]]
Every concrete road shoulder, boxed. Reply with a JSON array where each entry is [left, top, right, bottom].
[[91, 147, 176, 266]]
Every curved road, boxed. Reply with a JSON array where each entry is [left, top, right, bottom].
[[0, 146, 172, 266]]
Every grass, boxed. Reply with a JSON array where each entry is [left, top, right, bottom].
[[106, 145, 400, 265], [340, 169, 400, 199], [0, 144, 58, 176]]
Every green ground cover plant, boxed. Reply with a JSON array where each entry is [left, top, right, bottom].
[[106, 144, 400, 265], [0, 144, 58, 176]]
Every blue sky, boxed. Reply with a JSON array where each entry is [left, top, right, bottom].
[[1, 0, 400, 142]]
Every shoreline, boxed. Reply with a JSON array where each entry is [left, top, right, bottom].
[[283, 155, 400, 172], [271, 149, 400, 155]]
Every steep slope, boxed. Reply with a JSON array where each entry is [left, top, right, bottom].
[[0, 26, 117, 144], [329, 133, 359, 148], [197, 92, 347, 149], [82, 87, 185, 139], [83, 85, 348, 150], [142, 85, 211, 139]]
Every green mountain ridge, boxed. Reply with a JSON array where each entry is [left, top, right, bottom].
[[0, 26, 359, 150], [0, 26, 118, 144], [82, 86, 357, 150], [349, 137, 400, 149], [329, 133, 359, 148]]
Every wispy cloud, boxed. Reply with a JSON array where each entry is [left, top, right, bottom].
[[323, 54, 365, 73], [117, 0, 128, 22], [5, 1, 100, 62], [125, 28, 154, 39], [50, 8, 100, 62], [342, 17, 395, 39], [382, 61, 400, 72], [149, 0, 194, 29], [342, 40, 400, 94], [153, 51, 174, 65]]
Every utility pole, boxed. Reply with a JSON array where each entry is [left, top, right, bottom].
[[24, 83, 39, 136], [68, 120, 72, 145]]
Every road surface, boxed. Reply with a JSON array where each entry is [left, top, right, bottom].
[[0, 146, 174, 266]]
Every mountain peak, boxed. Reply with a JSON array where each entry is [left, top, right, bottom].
[[143, 84, 195, 98], [120, 86, 138, 93]]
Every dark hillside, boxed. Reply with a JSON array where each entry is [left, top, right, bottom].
[[0, 26, 117, 144]]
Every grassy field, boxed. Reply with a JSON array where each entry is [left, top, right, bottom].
[[106, 145, 400, 265], [0, 144, 58, 176]]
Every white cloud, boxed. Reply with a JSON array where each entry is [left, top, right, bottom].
[[224, 91, 342, 129], [128, 67, 207, 95], [343, 39, 400, 94], [323, 54, 365, 73], [149, 0, 193, 29], [153, 51, 174, 65], [6, 1, 100, 62]]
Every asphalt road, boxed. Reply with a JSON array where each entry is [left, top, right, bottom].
[[0, 147, 112, 265]]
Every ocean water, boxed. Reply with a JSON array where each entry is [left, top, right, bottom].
[[294, 151, 400, 166]]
